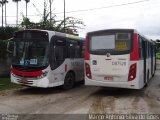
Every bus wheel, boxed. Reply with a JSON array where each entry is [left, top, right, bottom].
[[153, 65, 156, 77], [63, 72, 75, 90], [152, 70, 155, 77], [145, 72, 149, 87]]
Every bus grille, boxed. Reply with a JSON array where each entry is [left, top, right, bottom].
[[17, 79, 33, 85]]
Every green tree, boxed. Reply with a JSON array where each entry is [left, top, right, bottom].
[[0, 0, 4, 27], [22, 0, 85, 34], [0, 26, 18, 40], [4, 0, 8, 26], [0, 40, 7, 59], [156, 39, 160, 52], [24, 0, 30, 18], [24, 0, 30, 28]]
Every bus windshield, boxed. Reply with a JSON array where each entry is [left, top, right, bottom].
[[12, 31, 49, 70], [89, 32, 132, 54]]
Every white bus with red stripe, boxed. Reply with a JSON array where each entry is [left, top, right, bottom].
[[85, 29, 156, 89], [11, 29, 84, 89]]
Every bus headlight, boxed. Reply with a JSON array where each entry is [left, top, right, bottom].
[[12, 72, 16, 77], [37, 71, 48, 79]]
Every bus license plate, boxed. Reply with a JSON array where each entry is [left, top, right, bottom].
[[104, 76, 113, 80]]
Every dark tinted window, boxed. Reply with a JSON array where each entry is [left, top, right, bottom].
[[90, 33, 131, 51], [15, 31, 48, 40], [49, 36, 66, 70], [138, 36, 143, 59], [12, 31, 49, 71], [67, 39, 83, 58], [88, 30, 134, 55]]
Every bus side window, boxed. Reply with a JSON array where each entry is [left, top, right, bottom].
[[153, 46, 155, 57], [68, 41, 75, 58], [146, 41, 148, 58], [75, 41, 82, 58], [67, 39, 78, 58], [138, 36, 143, 59], [80, 41, 85, 58], [67, 39, 84, 58], [49, 36, 66, 70], [146, 41, 151, 58], [148, 43, 151, 57]]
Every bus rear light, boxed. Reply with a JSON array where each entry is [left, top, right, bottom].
[[85, 63, 92, 79], [128, 63, 137, 81]]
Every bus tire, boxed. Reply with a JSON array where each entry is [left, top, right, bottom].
[[63, 72, 75, 90], [145, 71, 149, 87], [153, 65, 156, 77], [152, 70, 155, 77]]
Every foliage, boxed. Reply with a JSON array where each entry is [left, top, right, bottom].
[[20, 0, 85, 35], [156, 39, 160, 52], [0, 27, 18, 40], [0, 40, 7, 59], [12, 0, 21, 2], [156, 52, 160, 59], [20, 16, 85, 35]]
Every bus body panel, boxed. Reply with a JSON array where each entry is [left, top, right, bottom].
[[85, 60, 142, 89], [138, 60, 144, 88], [48, 58, 84, 86], [90, 54, 129, 82]]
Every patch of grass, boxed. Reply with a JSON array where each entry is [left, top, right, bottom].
[[0, 77, 22, 91], [156, 53, 160, 59]]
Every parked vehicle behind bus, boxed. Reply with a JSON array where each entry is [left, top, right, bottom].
[[10, 29, 85, 89], [85, 29, 156, 89]]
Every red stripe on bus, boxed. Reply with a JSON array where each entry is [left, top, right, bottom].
[[130, 33, 139, 61], [11, 68, 43, 77], [65, 64, 67, 72], [85, 35, 90, 60]]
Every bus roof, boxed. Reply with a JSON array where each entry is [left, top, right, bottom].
[[15, 29, 84, 40]]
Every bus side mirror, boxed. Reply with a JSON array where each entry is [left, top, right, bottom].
[[7, 40, 14, 54]]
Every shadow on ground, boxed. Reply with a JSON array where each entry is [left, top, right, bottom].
[[13, 81, 85, 95], [91, 87, 146, 98]]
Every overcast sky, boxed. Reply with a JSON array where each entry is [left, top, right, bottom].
[[1, 0, 160, 40]]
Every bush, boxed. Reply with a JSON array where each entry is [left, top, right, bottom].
[[0, 26, 17, 59], [0, 27, 18, 40], [0, 40, 7, 59], [156, 52, 160, 59]]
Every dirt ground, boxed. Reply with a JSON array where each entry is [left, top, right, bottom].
[[0, 61, 160, 119]]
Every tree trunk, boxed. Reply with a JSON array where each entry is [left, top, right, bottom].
[[2, 1, 4, 27], [5, 3, 7, 26], [49, 0, 51, 24], [64, 0, 66, 32], [16, 1, 18, 26]]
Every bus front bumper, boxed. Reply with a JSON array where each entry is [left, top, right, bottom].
[[11, 73, 50, 88]]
